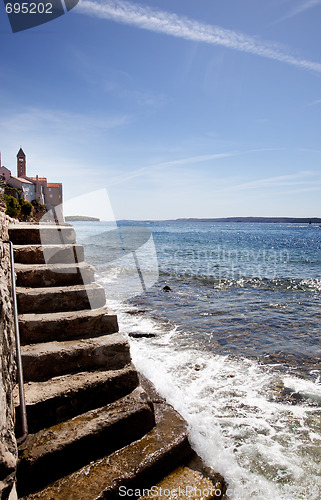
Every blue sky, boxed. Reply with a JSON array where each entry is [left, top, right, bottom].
[[0, 0, 321, 220]]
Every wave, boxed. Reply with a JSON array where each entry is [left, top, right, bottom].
[[215, 276, 321, 292], [158, 269, 321, 292], [124, 322, 321, 500]]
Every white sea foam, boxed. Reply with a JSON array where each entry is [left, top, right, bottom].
[[113, 303, 321, 500], [75, 221, 321, 500], [283, 375, 321, 402]]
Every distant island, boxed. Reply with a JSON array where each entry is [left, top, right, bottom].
[[117, 217, 321, 224], [65, 216, 100, 222], [170, 217, 321, 224]]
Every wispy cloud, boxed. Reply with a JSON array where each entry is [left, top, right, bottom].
[[0, 107, 131, 184], [221, 171, 321, 193], [107, 148, 282, 186], [298, 148, 321, 153], [273, 0, 321, 24], [0, 107, 130, 134], [77, 0, 321, 73], [107, 151, 239, 186], [307, 99, 321, 106], [68, 47, 166, 109]]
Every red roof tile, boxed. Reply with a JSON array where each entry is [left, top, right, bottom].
[[10, 176, 34, 184]]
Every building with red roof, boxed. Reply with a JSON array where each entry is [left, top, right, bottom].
[[0, 148, 63, 218]]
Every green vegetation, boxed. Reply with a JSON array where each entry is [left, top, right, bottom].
[[4, 186, 21, 199], [2, 187, 47, 221], [4, 195, 20, 217], [20, 200, 33, 218], [0, 175, 5, 210], [31, 199, 41, 207]]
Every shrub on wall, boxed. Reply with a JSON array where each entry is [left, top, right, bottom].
[[0, 176, 5, 210], [4, 195, 20, 218], [4, 186, 21, 201], [3, 191, 47, 221], [20, 200, 33, 220]]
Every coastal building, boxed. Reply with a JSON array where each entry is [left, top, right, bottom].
[[0, 164, 36, 202], [17, 147, 26, 177], [0, 148, 63, 216]]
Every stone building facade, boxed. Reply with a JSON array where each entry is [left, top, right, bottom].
[[0, 149, 63, 216]]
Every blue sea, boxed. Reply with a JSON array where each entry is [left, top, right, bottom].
[[73, 221, 321, 500]]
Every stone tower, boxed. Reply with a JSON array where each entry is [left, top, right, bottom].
[[17, 148, 26, 177]]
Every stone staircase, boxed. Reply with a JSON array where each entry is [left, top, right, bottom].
[[9, 224, 225, 499]]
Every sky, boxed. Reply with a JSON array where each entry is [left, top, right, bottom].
[[0, 0, 321, 220]]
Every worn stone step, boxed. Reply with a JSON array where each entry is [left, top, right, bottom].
[[14, 261, 95, 288], [17, 282, 106, 314], [22, 333, 132, 382], [13, 243, 84, 265], [17, 387, 155, 497], [139, 454, 226, 499], [24, 403, 192, 500], [19, 307, 118, 345], [9, 224, 76, 245], [15, 363, 139, 434]]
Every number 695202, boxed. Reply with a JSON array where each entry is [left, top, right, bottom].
[[5, 2, 53, 14]]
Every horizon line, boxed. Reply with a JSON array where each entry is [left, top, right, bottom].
[[65, 216, 321, 223]]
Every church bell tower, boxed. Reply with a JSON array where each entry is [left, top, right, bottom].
[[17, 148, 26, 177]]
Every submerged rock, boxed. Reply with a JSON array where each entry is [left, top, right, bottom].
[[125, 310, 147, 315], [128, 332, 157, 339]]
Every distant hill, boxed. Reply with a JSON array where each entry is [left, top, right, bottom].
[[117, 217, 321, 224], [65, 215, 100, 222], [170, 217, 321, 224]]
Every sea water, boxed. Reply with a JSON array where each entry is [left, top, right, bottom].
[[73, 221, 321, 500]]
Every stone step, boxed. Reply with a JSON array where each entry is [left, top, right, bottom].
[[14, 261, 95, 288], [17, 282, 106, 314], [9, 224, 76, 245], [17, 387, 155, 497], [13, 243, 84, 265], [23, 402, 191, 500], [22, 333, 132, 382], [19, 307, 118, 345], [139, 455, 226, 499], [15, 364, 139, 434]]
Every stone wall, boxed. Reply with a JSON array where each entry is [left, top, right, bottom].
[[0, 210, 17, 499]]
